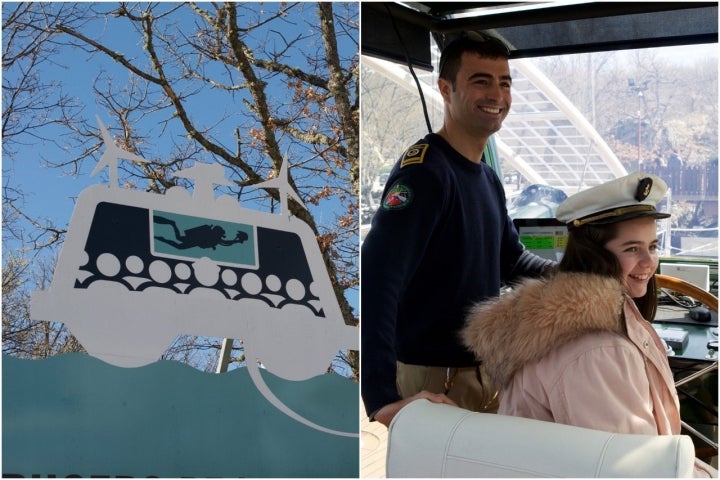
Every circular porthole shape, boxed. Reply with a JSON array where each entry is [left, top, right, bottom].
[[309, 281, 319, 298], [125, 255, 144, 275], [266, 274, 282, 292], [149, 260, 172, 284], [222, 269, 238, 287], [286, 278, 306, 301], [97, 253, 121, 277], [174, 263, 192, 281], [241, 272, 263, 295], [193, 258, 220, 287]]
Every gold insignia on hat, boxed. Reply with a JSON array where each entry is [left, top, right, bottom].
[[635, 177, 652, 201], [572, 205, 657, 228], [400, 143, 429, 168]]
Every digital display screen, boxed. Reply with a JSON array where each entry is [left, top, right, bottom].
[[513, 219, 568, 261]]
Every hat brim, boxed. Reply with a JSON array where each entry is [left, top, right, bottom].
[[582, 210, 670, 226]]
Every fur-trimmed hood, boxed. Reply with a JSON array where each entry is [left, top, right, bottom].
[[462, 272, 626, 387]]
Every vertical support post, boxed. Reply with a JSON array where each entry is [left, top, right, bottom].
[[216, 338, 234, 373], [664, 188, 673, 257]]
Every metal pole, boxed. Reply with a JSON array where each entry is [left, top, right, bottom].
[[638, 109, 642, 170], [681, 420, 719, 450], [216, 338, 235, 373], [674, 361, 717, 389], [674, 362, 718, 449]]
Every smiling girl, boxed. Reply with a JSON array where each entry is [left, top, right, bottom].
[[463, 172, 716, 476]]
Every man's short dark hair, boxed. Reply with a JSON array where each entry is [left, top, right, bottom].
[[438, 33, 510, 82]]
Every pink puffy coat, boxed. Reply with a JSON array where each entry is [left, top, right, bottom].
[[462, 272, 715, 476]]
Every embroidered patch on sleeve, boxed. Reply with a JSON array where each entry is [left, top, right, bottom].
[[382, 183, 413, 210], [400, 143, 429, 168]]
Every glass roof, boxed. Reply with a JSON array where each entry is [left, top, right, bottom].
[[498, 58, 626, 194]]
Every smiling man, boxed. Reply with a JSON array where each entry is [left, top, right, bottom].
[[361, 34, 554, 427]]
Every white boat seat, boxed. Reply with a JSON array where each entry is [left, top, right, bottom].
[[387, 399, 695, 478]]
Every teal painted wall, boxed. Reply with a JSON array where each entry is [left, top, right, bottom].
[[2, 354, 358, 477]]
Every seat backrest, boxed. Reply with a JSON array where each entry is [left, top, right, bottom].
[[386, 400, 695, 478]]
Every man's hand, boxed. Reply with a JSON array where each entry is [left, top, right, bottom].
[[374, 390, 458, 427]]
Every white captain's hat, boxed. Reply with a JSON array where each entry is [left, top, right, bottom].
[[556, 172, 671, 228]]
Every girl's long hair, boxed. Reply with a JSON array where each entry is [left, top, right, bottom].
[[558, 222, 658, 320]]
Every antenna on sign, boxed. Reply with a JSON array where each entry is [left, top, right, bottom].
[[92, 116, 148, 188], [254, 158, 306, 217]]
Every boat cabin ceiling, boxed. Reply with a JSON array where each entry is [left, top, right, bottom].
[[361, 2, 719, 69]]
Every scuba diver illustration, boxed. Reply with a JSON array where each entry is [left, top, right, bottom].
[[153, 215, 249, 250]]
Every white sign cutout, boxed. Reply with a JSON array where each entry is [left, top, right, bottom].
[[31, 117, 359, 437]]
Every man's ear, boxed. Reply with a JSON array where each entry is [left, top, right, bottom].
[[437, 77, 452, 102]]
